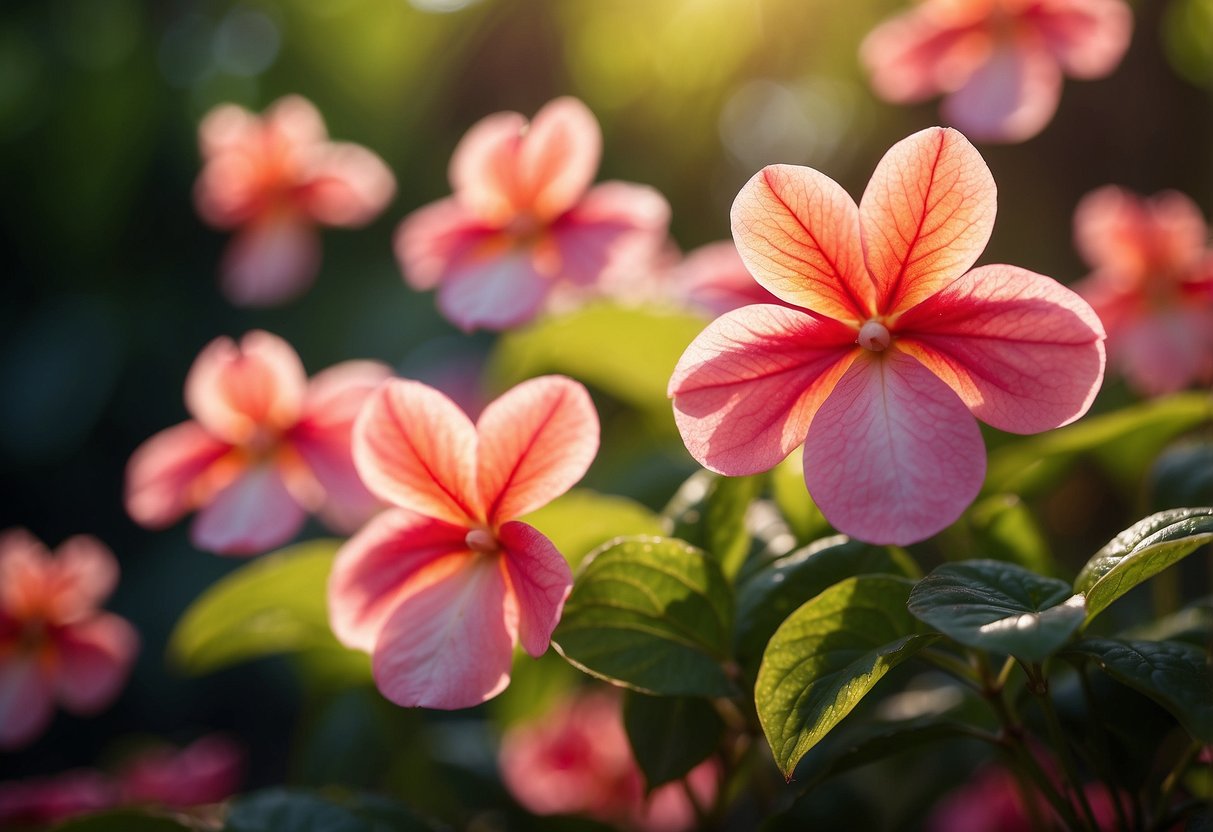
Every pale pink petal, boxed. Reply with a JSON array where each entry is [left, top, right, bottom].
[[476, 376, 599, 523], [436, 250, 552, 332], [263, 94, 327, 147], [804, 350, 986, 545], [297, 142, 396, 227], [0, 653, 54, 749], [940, 40, 1063, 143], [895, 264, 1106, 433], [1111, 306, 1213, 396], [194, 151, 263, 228], [516, 97, 603, 222], [184, 330, 308, 445], [43, 536, 118, 624], [189, 465, 307, 555], [327, 508, 472, 653], [551, 181, 671, 287], [859, 127, 997, 314], [352, 379, 480, 524], [219, 214, 322, 307], [449, 110, 529, 225], [861, 9, 992, 102], [0, 529, 51, 620], [393, 197, 500, 291], [1073, 185, 1153, 276], [669, 305, 860, 476], [1147, 191, 1211, 276], [1035, 0, 1133, 78], [371, 555, 516, 709], [674, 240, 792, 316], [125, 422, 232, 530], [54, 613, 138, 714], [731, 164, 873, 322], [198, 103, 258, 161], [498, 521, 574, 657], [637, 759, 720, 832]]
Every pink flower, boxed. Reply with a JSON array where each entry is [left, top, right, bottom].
[[0, 530, 138, 750], [394, 97, 671, 331], [498, 690, 719, 832], [120, 735, 244, 808], [668, 127, 1105, 545], [671, 240, 798, 317], [328, 375, 599, 709], [861, 0, 1133, 143], [126, 330, 391, 555], [0, 770, 118, 826], [1072, 186, 1213, 396], [195, 95, 395, 306]]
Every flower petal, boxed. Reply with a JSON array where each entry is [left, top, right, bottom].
[[54, 613, 138, 714], [804, 350, 986, 546], [328, 508, 473, 653], [476, 376, 599, 523], [264, 95, 328, 146], [516, 97, 603, 222], [449, 110, 529, 225], [1110, 306, 1213, 396], [297, 142, 396, 227], [0, 528, 52, 620], [393, 197, 499, 291], [669, 305, 860, 476], [353, 379, 480, 524], [1037, 0, 1133, 79], [43, 536, 119, 624], [1074, 186, 1209, 279], [0, 652, 54, 750], [860, 8, 992, 103], [219, 215, 322, 307], [896, 264, 1106, 434], [436, 250, 552, 332], [184, 330, 308, 445], [498, 521, 573, 658], [939, 40, 1062, 143], [125, 422, 233, 530], [371, 554, 516, 709], [731, 164, 873, 321], [189, 465, 307, 556], [550, 181, 671, 287], [674, 240, 792, 316], [859, 127, 996, 314]]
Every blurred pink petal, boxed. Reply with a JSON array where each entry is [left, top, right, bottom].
[[941, 41, 1062, 143], [436, 251, 553, 332], [1074, 186, 1208, 283], [516, 97, 603, 222], [121, 736, 244, 807], [860, 9, 992, 103], [220, 214, 322, 307], [498, 522, 573, 657], [124, 422, 232, 530], [449, 110, 530, 224], [672, 240, 794, 316], [54, 612, 139, 714], [393, 197, 497, 291], [0, 770, 117, 826], [1111, 307, 1213, 396], [0, 654, 55, 750], [298, 143, 396, 227], [1036, 0, 1134, 78], [552, 181, 671, 288], [190, 464, 308, 556], [41, 536, 119, 623]]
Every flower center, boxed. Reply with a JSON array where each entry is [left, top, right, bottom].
[[857, 320, 892, 352], [465, 527, 499, 555]]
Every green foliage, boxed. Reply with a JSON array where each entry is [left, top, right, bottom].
[[1074, 508, 1213, 624], [553, 536, 736, 696], [769, 455, 832, 543], [665, 470, 762, 579], [623, 692, 724, 790], [755, 575, 937, 779], [908, 561, 1086, 661], [226, 789, 442, 832], [522, 487, 666, 569], [50, 813, 192, 832], [1149, 440, 1213, 510], [963, 494, 1055, 576]]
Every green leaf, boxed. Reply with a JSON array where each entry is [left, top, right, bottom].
[[908, 561, 1085, 661], [623, 692, 724, 790], [168, 539, 345, 674], [965, 494, 1056, 576], [522, 487, 666, 569], [1065, 638, 1213, 743], [734, 535, 919, 675], [755, 575, 936, 778], [984, 393, 1213, 497], [1149, 440, 1213, 511], [553, 536, 735, 697], [227, 789, 442, 832], [769, 454, 831, 543], [796, 717, 978, 790], [50, 812, 191, 832], [665, 470, 763, 579], [1074, 508, 1213, 624]]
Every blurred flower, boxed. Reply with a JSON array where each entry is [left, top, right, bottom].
[[195, 95, 395, 306], [120, 735, 244, 808], [0, 769, 118, 826], [669, 127, 1105, 545], [861, 0, 1133, 143], [1073, 185, 1213, 396], [328, 375, 598, 709], [669, 240, 796, 317], [0, 530, 138, 749], [499, 689, 718, 832], [394, 97, 671, 331], [126, 330, 391, 555]]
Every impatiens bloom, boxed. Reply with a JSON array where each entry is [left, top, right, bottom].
[[195, 95, 395, 306], [1073, 185, 1213, 396], [120, 735, 244, 808], [861, 0, 1132, 143], [126, 330, 391, 555], [671, 240, 797, 317], [394, 97, 671, 331], [328, 375, 599, 709], [669, 127, 1105, 545], [0, 530, 138, 749], [498, 689, 719, 832]]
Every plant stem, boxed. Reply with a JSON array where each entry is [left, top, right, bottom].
[[1026, 662, 1100, 832], [1075, 662, 1132, 832], [919, 648, 981, 689], [1149, 739, 1202, 830]]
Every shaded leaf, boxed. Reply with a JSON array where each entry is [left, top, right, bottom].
[[553, 536, 735, 697], [1149, 440, 1213, 511], [796, 717, 978, 789], [665, 470, 762, 579], [227, 789, 442, 832], [522, 488, 666, 569], [623, 693, 724, 790], [965, 494, 1055, 576], [50, 812, 191, 832]]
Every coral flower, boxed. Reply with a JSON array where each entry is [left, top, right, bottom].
[[498, 690, 719, 832], [195, 95, 396, 306], [394, 97, 671, 331], [1073, 186, 1213, 396], [669, 127, 1105, 545], [328, 375, 599, 709], [861, 0, 1132, 143], [672, 240, 797, 317], [126, 330, 391, 555], [0, 530, 138, 749]]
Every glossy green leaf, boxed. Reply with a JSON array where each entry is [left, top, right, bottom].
[[553, 536, 735, 697], [1066, 638, 1213, 743], [770, 454, 831, 543], [755, 575, 936, 778], [796, 717, 978, 790], [908, 561, 1085, 661], [734, 535, 919, 675], [227, 789, 441, 832], [522, 487, 666, 569], [50, 813, 191, 832], [168, 539, 345, 674], [623, 692, 724, 790], [665, 470, 762, 579], [965, 494, 1055, 576], [1149, 441, 1213, 511], [1074, 508, 1213, 624]]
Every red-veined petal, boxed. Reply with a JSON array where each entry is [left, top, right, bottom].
[[804, 350, 986, 546], [0, 653, 54, 750], [516, 97, 602, 223], [125, 422, 232, 530], [189, 465, 307, 556], [939, 40, 1062, 143], [435, 250, 552, 332], [498, 521, 573, 657], [219, 215, 322, 307], [449, 110, 528, 225], [53, 613, 138, 714], [297, 142, 396, 227]]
